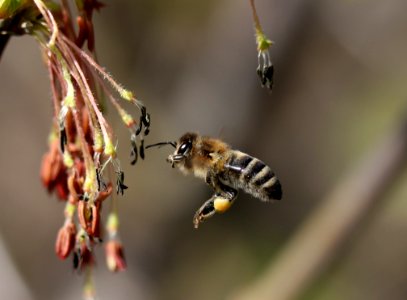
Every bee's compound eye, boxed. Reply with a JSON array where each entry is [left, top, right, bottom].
[[178, 141, 192, 155]]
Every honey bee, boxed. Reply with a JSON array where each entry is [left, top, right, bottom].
[[147, 132, 282, 228]]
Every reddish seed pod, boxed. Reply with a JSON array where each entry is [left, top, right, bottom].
[[78, 200, 104, 237], [40, 140, 64, 188], [40, 140, 69, 200], [55, 222, 76, 259]]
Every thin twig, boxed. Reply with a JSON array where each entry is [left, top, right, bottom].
[[249, 0, 263, 33], [229, 117, 407, 300]]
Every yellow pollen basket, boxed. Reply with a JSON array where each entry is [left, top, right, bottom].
[[214, 197, 232, 213]]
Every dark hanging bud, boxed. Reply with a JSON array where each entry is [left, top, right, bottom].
[[257, 64, 274, 90], [96, 168, 107, 191], [135, 122, 142, 136], [140, 106, 147, 119], [130, 134, 138, 165], [116, 171, 128, 195], [60, 127, 68, 153], [142, 112, 151, 135], [73, 249, 80, 269], [139, 139, 145, 160]]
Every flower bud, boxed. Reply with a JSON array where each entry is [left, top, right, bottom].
[[105, 240, 126, 272]]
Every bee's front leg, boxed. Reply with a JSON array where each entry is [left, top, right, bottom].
[[193, 186, 237, 229]]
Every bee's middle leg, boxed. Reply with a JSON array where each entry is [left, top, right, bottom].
[[193, 187, 237, 229]]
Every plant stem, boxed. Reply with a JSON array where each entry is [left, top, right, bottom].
[[249, 0, 263, 33]]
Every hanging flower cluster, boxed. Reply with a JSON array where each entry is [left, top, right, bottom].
[[1, 0, 150, 295], [249, 0, 274, 90]]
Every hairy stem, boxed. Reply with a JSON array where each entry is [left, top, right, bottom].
[[249, 0, 263, 33]]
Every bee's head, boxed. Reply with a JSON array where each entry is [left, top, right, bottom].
[[167, 132, 197, 168], [146, 132, 198, 168]]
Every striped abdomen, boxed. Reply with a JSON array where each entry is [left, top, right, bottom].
[[223, 151, 282, 201]]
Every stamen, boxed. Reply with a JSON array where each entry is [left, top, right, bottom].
[[115, 171, 128, 195]]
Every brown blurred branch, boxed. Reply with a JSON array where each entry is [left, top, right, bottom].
[[229, 117, 407, 300], [0, 34, 10, 60]]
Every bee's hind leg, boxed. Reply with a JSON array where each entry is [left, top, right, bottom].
[[193, 186, 237, 229], [193, 196, 216, 229]]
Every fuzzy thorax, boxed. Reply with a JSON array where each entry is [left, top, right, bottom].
[[168, 133, 230, 181]]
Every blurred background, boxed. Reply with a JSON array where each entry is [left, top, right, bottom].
[[0, 0, 407, 299]]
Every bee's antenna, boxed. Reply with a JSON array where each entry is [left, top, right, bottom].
[[146, 141, 177, 149]]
